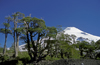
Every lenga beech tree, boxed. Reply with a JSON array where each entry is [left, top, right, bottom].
[[12, 12, 24, 57], [21, 16, 57, 62], [0, 16, 12, 55]]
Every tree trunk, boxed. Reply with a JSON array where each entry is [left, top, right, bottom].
[[16, 33, 19, 56], [14, 31, 17, 57], [61, 49, 64, 59], [14, 19, 17, 57], [33, 33, 40, 61], [27, 31, 33, 61], [30, 32, 37, 61], [80, 50, 83, 56], [3, 34, 7, 55]]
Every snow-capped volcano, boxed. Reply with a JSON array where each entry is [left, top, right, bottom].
[[64, 27, 100, 42]]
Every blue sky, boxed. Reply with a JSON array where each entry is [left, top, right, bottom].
[[0, 0, 100, 47]]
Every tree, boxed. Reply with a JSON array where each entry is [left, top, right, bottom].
[[85, 45, 95, 58], [95, 40, 100, 49], [45, 27, 57, 58], [77, 41, 89, 57], [57, 32, 72, 59], [70, 34, 76, 44], [20, 16, 57, 62], [0, 16, 12, 55], [11, 12, 24, 57]]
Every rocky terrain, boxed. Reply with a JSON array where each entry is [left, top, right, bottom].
[[48, 59, 100, 65]]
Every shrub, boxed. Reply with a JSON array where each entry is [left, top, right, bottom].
[[16, 52, 31, 62], [16, 60, 23, 65], [0, 55, 9, 62], [45, 55, 61, 61], [70, 48, 80, 59]]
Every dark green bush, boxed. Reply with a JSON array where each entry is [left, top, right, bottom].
[[0, 55, 9, 62], [16, 60, 23, 65], [17, 52, 31, 62], [45, 55, 61, 61]]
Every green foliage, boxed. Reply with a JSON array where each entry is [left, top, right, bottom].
[[5, 16, 12, 21], [21, 16, 32, 23], [76, 41, 97, 58], [77, 41, 89, 49], [0, 47, 3, 53], [16, 52, 30, 62], [46, 27, 57, 38], [70, 34, 76, 44], [96, 40, 100, 45], [58, 33, 72, 53], [20, 15, 59, 62], [16, 60, 23, 65], [0, 52, 30, 65], [87, 45, 95, 52], [16, 12, 25, 18], [95, 40, 100, 49], [16, 27, 23, 32], [45, 55, 61, 61], [0, 28, 12, 34], [0, 55, 9, 62], [80, 41, 95, 52], [3, 23, 10, 27], [31, 17, 46, 33], [56, 25, 63, 32], [71, 48, 80, 59], [18, 52, 30, 58]]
